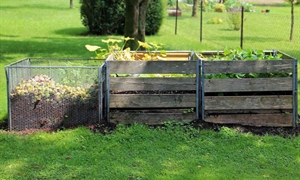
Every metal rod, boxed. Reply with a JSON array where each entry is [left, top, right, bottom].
[[196, 60, 200, 120], [200, 0, 203, 42], [201, 60, 205, 121], [105, 61, 110, 122], [292, 59, 298, 127], [5, 67, 11, 130], [98, 66, 102, 123], [240, 6, 244, 49], [175, 0, 178, 35]]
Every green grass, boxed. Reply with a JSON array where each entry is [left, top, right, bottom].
[[0, 1, 300, 178], [1, 124, 300, 179], [0, 0, 299, 120]]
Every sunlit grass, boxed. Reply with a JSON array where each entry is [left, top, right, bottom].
[[0, 0, 299, 119], [0, 124, 300, 179]]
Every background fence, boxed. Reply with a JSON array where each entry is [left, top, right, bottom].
[[168, 3, 300, 59]]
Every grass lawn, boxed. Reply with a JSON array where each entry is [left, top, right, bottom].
[[1, 124, 300, 179], [0, 1, 300, 179], [0, 0, 299, 120]]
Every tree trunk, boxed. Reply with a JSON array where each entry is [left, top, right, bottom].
[[289, 1, 294, 41], [192, 0, 198, 17], [70, 0, 73, 9], [124, 0, 151, 50]]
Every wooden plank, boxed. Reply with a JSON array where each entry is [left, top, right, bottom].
[[205, 109, 292, 114], [136, 52, 192, 61], [204, 113, 293, 127], [205, 78, 293, 92], [110, 94, 196, 108], [204, 95, 293, 110], [111, 77, 196, 91], [110, 111, 195, 125], [108, 61, 197, 74], [204, 60, 293, 74]]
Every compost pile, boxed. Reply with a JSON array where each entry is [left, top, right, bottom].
[[10, 74, 99, 131]]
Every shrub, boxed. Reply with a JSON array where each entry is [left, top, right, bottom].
[[227, 7, 241, 30], [79, 0, 125, 35], [80, 0, 163, 36], [207, 17, 223, 24], [214, 3, 226, 12], [146, 0, 164, 35]]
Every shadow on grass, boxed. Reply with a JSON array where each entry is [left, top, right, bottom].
[[54, 27, 89, 36]]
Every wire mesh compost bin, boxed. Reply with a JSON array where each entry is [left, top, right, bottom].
[[5, 58, 106, 131]]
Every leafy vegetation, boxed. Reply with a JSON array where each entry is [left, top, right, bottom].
[[79, 0, 163, 35]]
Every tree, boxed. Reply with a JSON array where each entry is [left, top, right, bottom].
[[124, 0, 151, 50], [285, 0, 296, 41], [70, 0, 73, 8], [192, 0, 198, 17]]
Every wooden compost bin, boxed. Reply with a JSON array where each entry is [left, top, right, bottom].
[[106, 51, 200, 125], [199, 51, 298, 127]]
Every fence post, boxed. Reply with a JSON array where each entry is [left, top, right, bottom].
[[240, 6, 244, 49], [105, 61, 110, 122], [292, 59, 298, 127]]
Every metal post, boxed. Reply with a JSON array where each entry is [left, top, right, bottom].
[[201, 60, 205, 121], [175, 0, 178, 35], [105, 61, 110, 122], [200, 0, 203, 42], [196, 60, 200, 120], [5, 67, 11, 130], [240, 6, 244, 49], [98, 65, 103, 122], [292, 59, 298, 127]]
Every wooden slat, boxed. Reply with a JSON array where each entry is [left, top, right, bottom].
[[205, 109, 292, 114], [110, 94, 196, 108], [108, 61, 197, 74], [110, 77, 196, 91], [205, 78, 293, 92], [204, 60, 293, 74], [110, 111, 195, 125], [204, 95, 293, 110], [204, 113, 293, 127], [136, 52, 192, 61]]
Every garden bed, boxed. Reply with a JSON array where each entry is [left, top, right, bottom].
[[5, 50, 298, 131]]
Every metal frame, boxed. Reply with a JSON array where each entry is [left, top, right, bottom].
[[105, 61, 110, 122], [196, 60, 200, 120], [292, 59, 298, 127], [196, 60, 205, 121]]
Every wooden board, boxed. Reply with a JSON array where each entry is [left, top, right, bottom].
[[204, 113, 293, 127], [110, 111, 195, 125], [204, 95, 293, 110], [204, 60, 293, 74], [205, 78, 293, 92], [110, 94, 196, 108], [110, 77, 196, 91], [108, 61, 197, 74]]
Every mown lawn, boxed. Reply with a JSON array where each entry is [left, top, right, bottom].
[[0, 0, 299, 120], [0, 1, 300, 179], [1, 124, 300, 179]]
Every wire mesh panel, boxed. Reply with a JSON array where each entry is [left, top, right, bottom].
[[6, 58, 104, 131]]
